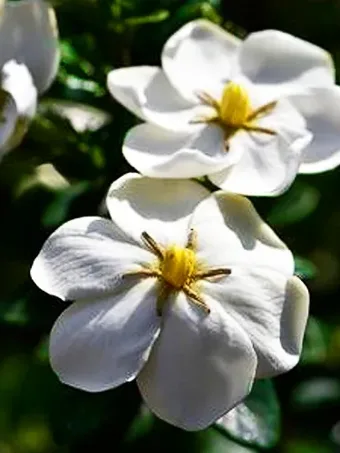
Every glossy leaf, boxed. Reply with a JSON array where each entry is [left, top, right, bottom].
[[215, 380, 280, 449], [268, 181, 320, 226]]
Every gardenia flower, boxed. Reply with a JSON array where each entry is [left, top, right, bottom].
[[107, 20, 340, 195], [0, 0, 60, 158], [31, 173, 309, 430]]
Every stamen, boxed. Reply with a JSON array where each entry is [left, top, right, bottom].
[[224, 141, 230, 152], [189, 114, 218, 125], [194, 268, 231, 280], [161, 245, 196, 289], [141, 231, 164, 259], [246, 101, 277, 122], [220, 83, 251, 127], [124, 268, 161, 279], [123, 230, 232, 318], [242, 124, 276, 135], [193, 83, 277, 148], [196, 91, 220, 110], [183, 284, 211, 314], [156, 284, 171, 316], [186, 228, 197, 251]]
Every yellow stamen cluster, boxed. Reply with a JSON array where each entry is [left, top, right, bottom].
[[161, 245, 196, 289], [192, 82, 277, 150], [220, 83, 252, 127], [124, 229, 231, 316]]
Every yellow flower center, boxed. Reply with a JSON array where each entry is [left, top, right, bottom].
[[219, 83, 252, 127], [124, 230, 231, 316], [192, 82, 277, 150], [161, 245, 196, 289]]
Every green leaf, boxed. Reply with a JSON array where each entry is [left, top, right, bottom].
[[58, 70, 105, 96], [200, 429, 257, 453], [267, 181, 320, 226], [60, 40, 95, 77], [123, 406, 257, 452], [172, 0, 221, 24], [286, 439, 334, 453], [294, 256, 318, 280], [124, 10, 170, 26], [42, 181, 90, 228], [0, 289, 63, 329], [292, 378, 340, 410], [215, 379, 281, 449], [301, 316, 329, 365], [123, 406, 155, 446], [0, 298, 30, 326], [199, 2, 222, 22]]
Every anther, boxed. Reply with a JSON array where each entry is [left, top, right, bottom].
[[194, 268, 231, 280], [141, 231, 164, 259], [183, 285, 211, 314], [246, 101, 277, 122], [124, 268, 161, 279], [186, 228, 197, 251]]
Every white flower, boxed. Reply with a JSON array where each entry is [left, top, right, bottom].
[[31, 173, 309, 430], [0, 0, 60, 157], [107, 20, 340, 195]]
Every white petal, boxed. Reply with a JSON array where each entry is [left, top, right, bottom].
[[137, 293, 257, 430], [0, 0, 60, 93], [209, 99, 311, 196], [202, 273, 309, 377], [238, 30, 335, 95], [189, 192, 308, 376], [1, 60, 37, 118], [106, 173, 209, 247], [288, 87, 340, 173], [162, 19, 241, 102], [189, 191, 294, 276], [30, 216, 153, 301], [123, 123, 241, 178], [0, 60, 38, 153], [50, 279, 161, 392], [107, 66, 195, 130], [0, 90, 18, 156]]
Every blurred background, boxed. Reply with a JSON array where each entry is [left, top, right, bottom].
[[0, 0, 340, 452]]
